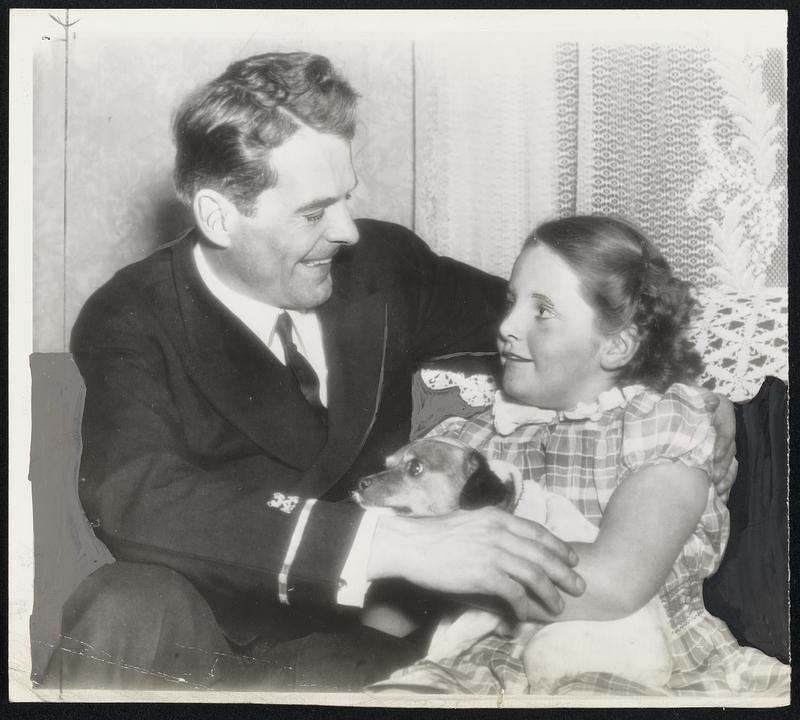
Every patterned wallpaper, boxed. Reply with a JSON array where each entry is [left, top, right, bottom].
[[33, 29, 414, 352], [33, 15, 787, 359]]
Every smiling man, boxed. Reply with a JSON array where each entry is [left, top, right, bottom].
[[53, 52, 592, 691]]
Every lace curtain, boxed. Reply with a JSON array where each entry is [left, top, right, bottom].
[[414, 37, 787, 400], [414, 37, 562, 281]]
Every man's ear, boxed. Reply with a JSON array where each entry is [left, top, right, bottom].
[[459, 451, 515, 510], [192, 189, 236, 249], [599, 325, 640, 372]]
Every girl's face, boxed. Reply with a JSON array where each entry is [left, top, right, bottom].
[[498, 244, 616, 410]]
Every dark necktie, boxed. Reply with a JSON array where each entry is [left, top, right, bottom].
[[274, 311, 325, 413]]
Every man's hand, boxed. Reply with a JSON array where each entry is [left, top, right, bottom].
[[367, 507, 585, 622], [702, 391, 737, 502]]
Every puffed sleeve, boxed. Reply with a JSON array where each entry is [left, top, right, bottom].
[[620, 384, 730, 581], [620, 383, 716, 479]]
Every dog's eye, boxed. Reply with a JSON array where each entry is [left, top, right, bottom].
[[407, 459, 424, 477]]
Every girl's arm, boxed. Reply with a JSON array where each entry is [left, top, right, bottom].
[[527, 462, 709, 622]]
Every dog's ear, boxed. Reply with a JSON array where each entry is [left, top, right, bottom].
[[459, 451, 515, 510]]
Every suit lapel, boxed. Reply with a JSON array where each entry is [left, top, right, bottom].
[[293, 290, 388, 497], [169, 236, 328, 469]]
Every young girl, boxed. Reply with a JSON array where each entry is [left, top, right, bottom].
[[371, 216, 789, 696]]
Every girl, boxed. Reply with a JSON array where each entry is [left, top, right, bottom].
[[371, 216, 789, 696]]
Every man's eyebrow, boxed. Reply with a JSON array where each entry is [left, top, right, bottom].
[[295, 195, 338, 214], [294, 178, 359, 215]]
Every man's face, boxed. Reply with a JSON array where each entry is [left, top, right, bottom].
[[219, 127, 360, 309]]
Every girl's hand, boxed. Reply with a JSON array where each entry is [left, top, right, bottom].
[[702, 391, 737, 502]]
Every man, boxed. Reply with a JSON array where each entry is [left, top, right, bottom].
[[52, 52, 734, 691]]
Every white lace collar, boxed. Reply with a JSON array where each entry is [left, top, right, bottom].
[[492, 385, 645, 436]]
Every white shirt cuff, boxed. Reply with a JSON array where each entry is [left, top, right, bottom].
[[336, 509, 382, 607]]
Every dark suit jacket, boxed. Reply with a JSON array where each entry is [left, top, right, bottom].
[[71, 219, 506, 644]]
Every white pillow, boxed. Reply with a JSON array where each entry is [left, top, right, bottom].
[[691, 288, 788, 402]]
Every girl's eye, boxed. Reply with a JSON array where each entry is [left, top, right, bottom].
[[407, 459, 424, 477], [536, 304, 555, 319]]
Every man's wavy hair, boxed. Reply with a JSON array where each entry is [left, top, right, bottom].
[[525, 216, 704, 391], [172, 52, 359, 215]]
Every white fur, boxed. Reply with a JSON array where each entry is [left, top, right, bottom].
[[427, 462, 674, 693]]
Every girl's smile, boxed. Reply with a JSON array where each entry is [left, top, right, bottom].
[[501, 351, 533, 363]]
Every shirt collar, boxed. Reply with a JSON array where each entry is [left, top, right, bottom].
[[193, 242, 311, 346], [492, 385, 646, 436]]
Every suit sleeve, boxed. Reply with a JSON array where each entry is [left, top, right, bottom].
[[71, 281, 363, 621], [371, 220, 507, 361]]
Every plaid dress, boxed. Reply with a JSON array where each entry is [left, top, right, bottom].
[[368, 384, 790, 697]]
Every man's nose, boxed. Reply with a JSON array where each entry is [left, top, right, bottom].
[[326, 203, 359, 246]]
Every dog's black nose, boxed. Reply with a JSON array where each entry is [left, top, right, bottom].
[[357, 477, 372, 493]]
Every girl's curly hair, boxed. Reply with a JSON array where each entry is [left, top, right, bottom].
[[526, 216, 704, 392]]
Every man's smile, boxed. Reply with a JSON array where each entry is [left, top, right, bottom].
[[301, 257, 334, 267]]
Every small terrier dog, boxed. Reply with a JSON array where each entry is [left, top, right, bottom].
[[354, 437, 673, 693]]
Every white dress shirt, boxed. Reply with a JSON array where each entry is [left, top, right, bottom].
[[193, 243, 376, 607], [193, 243, 329, 406]]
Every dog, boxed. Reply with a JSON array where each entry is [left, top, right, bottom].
[[354, 436, 516, 516], [354, 437, 674, 693]]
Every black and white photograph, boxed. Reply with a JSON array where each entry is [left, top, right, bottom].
[[8, 8, 790, 707]]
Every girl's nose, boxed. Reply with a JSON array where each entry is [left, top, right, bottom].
[[498, 311, 520, 342]]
